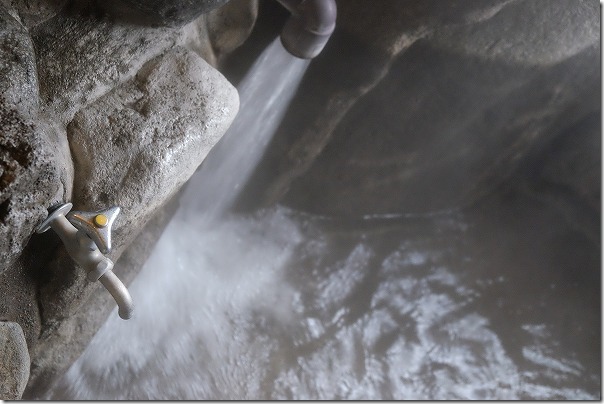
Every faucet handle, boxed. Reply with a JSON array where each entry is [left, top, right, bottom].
[[66, 206, 120, 254]]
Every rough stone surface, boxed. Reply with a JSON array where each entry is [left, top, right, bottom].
[[0, 321, 30, 400], [68, 46, 238, 255], [0, 0, 248, 398], [430, 0, 599, 67], [0, 3, 72, 275], [20, 47, 238, 396], [234, 0, 600, 217], [31, 1, 255, 123], [0, 3, 38, 113], [3, 0, 68, 28], [31, 8, 182, 123], [0, 226, 61, 351], [0, 106, 73, 273], [96, 0, 229, 27]]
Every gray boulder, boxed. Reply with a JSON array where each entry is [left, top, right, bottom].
[[0, 3, 72, 275], [0, 4, 38, 112], [25, 46, 239, 396], [0, 321, 30, 400], [30, 0, 256, 123], [206, 0, 258, 59], [31, 9, 182, 123], [68, 46, 239, 255], [0, 0, 253, 399], [0, 105, 72, 269]]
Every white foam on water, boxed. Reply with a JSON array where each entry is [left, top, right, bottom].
[[50, 208, 303, 400], [44, 38, 599, 401]]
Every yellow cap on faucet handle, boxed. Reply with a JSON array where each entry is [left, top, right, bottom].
[[94, 214, 108, 227]]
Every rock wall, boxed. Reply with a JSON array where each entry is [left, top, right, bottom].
[[0, 0, 257, 399], [232, 0, 599, 219], [0, 0, 599, 399]]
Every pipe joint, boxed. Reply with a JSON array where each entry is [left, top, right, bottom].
[[276, 0, 337, 59]]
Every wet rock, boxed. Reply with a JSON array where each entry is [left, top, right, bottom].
[[181, 0, 258, 67], [31, 10, 182, 123], [6, 0, 68, 28], [31, 1, 254, 122], [0, 321, 30, 400], [235, 0, 600, 217], [206, 0, 258, 58], [67, 46, 238, 255], [96, 0, 229, 27], [0, 226, 60, 352], [336, 0, 515, 57], [429, 0, 599, 67], [24, 46, 238, 398], [0, 106, 73, 274], [0, 4, 72, 274], [0, 3, 38, 113], [34, 45, 237, 327], [26, 47, 240, 393]]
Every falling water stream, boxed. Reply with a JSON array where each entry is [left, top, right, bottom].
[[45, 39, 599, 400], [180, 38, 310, 220]]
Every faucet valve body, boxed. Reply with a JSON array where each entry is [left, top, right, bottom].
[[36, 203, 134, 320]]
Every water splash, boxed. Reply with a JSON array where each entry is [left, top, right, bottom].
[[44, 38, 599, 400], [45, 37, 312, 400], [48, 204, 599, 400]]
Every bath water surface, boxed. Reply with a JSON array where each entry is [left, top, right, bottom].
[[45, 38, 599, 400]]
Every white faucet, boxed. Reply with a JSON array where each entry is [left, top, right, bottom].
[[36, 203, 134, 320]]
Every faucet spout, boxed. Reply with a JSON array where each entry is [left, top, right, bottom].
[[99, 270, 134, 320], [276, 0, 337, 59]]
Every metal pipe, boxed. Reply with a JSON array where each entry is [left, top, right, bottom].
[[99, 270, 134, 320], [37, 203, 133, 320], [276, 0, 337, 59]]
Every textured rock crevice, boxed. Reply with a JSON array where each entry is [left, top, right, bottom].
[[0, 3, 73, 276], [0, 0, 255, 399]]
